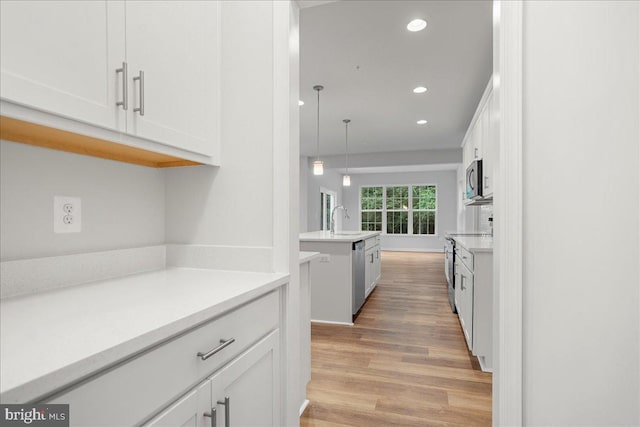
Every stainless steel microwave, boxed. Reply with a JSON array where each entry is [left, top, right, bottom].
[[465, 159, 483, 200]]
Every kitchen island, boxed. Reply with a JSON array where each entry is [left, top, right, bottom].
[[300, 231, 381, 325]]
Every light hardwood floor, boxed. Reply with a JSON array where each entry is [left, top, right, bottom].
[[300, 251, 492, 426]]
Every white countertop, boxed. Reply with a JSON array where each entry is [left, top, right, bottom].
[[300, 230, 381, 243], [452, 235, 493, 252], [299, 251, 321, 264], [0, 268, 289, 403]]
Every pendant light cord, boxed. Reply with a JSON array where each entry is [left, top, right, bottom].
[[316, 87, 321, 161], [345, 120, 349, 175]]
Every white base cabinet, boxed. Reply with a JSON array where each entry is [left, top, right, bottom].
[[49, 290, 283, 426], [454, 246, 493, 371], [146, 331, 280, 427], [365, 235, 381, 298]]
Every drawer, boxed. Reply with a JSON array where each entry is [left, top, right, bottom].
[[456, 245, 474, 271], [365, 235, 379, 250], [48, 290, 280, 427]]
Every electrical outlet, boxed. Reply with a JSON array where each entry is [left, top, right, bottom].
[[54, 196, 81, 233]]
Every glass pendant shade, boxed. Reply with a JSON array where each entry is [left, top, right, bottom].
[[313, 160, 324, 175], [343, 175, 351, 186]]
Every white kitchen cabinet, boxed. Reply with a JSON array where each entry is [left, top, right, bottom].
[[147, 331, 281, 427], [0, 0, 220, 163], [374, 246, 382, 284], [49, 290, 282, 426], [460, 79, 498, 202], [209, 330, 281, 427], [365, 247, 375, 297], [483, 88, 498, 197], [0, 1, 126, 131], [124, 1, 219, 157], [364, 236, 381, 297], [455, 256, 474, 350], [145, 380, 212, 427], [453, 240, 493, 371]]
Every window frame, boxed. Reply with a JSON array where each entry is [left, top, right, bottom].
[[359, 186, 384, 232], [358, 184, 438, 236]]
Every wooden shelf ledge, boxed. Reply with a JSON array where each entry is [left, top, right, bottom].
[[0, 116, 202, 168]]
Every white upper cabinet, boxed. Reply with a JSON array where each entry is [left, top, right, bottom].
[[124, 1, 219, 159], [461, 79, 497, 200], [0, 0, 220, 164], [483, 90, 497, 197], [0, 1, 126, 131]]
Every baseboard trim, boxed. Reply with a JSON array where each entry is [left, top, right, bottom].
[[310, 319, 354, 326], [381, 248, 444, 253], [299, 399, 310, 416]]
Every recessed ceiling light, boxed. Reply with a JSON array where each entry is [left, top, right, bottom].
[[417, 119, 428, 125], [298, 100, 304, 106], [413, 86, 427, 94], [407, 19, 427, 32]]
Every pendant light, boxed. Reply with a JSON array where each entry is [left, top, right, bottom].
[[312, 85, 324, 175], [342, 119, 351, 186]]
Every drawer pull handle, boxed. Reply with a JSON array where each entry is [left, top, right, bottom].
[[217, 396, 230, 427], [204, 407, 217, 427], [198, 338, 235, 360]]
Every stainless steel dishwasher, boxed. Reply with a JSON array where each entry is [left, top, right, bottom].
[[352, 240, 365, 316]]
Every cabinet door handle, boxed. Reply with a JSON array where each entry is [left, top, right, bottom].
[[197, 338, 235, 360], [115, 62, 128, 110], [217, 397, 230, 427], [133, 70, 145, 116], [474, 147, 479, 158], [203, 408, 217, 427], [460, 275, 465, 290], [484, 176, 489, 189]]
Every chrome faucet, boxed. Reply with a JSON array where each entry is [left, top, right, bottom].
[[330, 205, 350, 235]]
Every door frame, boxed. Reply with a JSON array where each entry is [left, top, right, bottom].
[[319, 187, 337, 231], [493, 1, 524, 425]]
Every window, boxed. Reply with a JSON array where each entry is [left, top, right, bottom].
[[360, 184, 437, 235], [386, 186, 408, 234], [360, 187, 383, 231], [412, 185, 436, 235]]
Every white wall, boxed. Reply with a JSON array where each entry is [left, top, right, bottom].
[[340, 170, 458, 251], [300, 156, 309, 232], [521, 1, 639, 424], [165, 1, 274, 249], [0, 141, 165, 261], [305, 160, 343, 232]]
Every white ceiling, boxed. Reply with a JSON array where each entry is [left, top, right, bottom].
[[300, 0, 493, 157]]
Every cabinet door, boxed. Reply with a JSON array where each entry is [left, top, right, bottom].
[[374, 247, 382, 284], [145, 380, 212, 427], [0, 1, 126, 130], [210, 330, 281, 427], [483, 90, 497, 197], [364, 248, 374, 296], [125, 1, 219, 158], [458, 261, 474, 351]]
